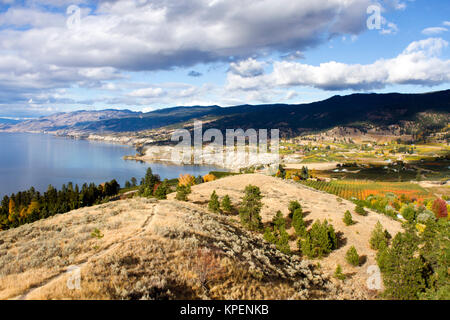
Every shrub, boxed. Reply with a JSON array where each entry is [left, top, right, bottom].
[[208, 190, 220, 213], [343, 210, 354, 226], [345, 246, 360, 266], [154, 180, 169, 200], [370, 221, 389, 250], [334, 264, 346, 280], [400, 204, 417, 222], [292, 208, 306, 237], [299, 220, 337, 258], [203, 174, 217, 183], [239, 185, 263, 231], [276, 165, 286, 179], [288, 200, 301, 219], [221, 195, 233, 214], [175, 185, 191, 201], [355, 205, 367, 216], [432, 198, 448, 219]]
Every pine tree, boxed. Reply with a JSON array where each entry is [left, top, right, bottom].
[[346, 246, 360, 266], [154, 180, 169, 200], [343, 210, 354, 226], [239, 185, 263, 231], [334, 264, 346, 280], [288, 200, 301, 219], [208, 190, 220, 213], [370, 221, 388, 250], [176, 185, 191, 201], [221, 195, 232, 214], [292, 208, 306, 237]]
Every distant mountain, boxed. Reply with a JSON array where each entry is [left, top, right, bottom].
[[0, 109, 139, 132], [1, 90, 449, 136], [0, 118, 22, 125]]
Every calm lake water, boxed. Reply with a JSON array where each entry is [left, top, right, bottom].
[[0, 132, 221, 198]]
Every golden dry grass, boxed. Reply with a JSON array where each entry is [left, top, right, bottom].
[[0, 174, 404, 300]]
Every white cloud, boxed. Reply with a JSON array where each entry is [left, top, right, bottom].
[[227, 38, 450, 92], [229, 58, 265, 78], [128, 87, 165, 98], [422, 27, 448, 35], [444, 21, 450, 27], [0, 0, 372, 72]]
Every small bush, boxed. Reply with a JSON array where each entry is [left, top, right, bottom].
[[346, 246, 360, 266], [343, 210, 354, 226], [334, 264, 346, 280], [176, 185, 191, 201], [355, 205, 368, 216]]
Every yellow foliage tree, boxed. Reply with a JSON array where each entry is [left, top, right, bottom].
[[8, 199, 15, 215], [203, 174, 217, 183], [27, 201, 40, 216], [178, 174, 196, 187]]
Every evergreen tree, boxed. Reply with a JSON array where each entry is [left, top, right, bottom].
[[346, 246, 360, 266], [176, 184, 191, 201], [208, 190, 220, 213], [334, 264, 345, 280], [288, 200, 301, 219], [154, 180, 169, 200], [299, 220, 337, 258], [292, 207, 306, 237], [239, 185, 263, 231], [370, 221, 389, 250], [343, 210, 355, 226], [221, 195, 232, 214]]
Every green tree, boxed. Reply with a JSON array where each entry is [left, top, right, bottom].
[[208, 190, 220, 213], [176, 185, 191, 201], [376, 228, 426, 300], [239, 185, 263, 231], [221, 195, 233, 214], [345, 246, 360, 266], [265, 211, 290, 255], [292, 208, 306, 237], [299, 220, 337, 258], [288, 200, 301, 219], [154, 180, 169, 200], [370, 221, 389, 250], [343, 210, 354, 226], [334, 264, 345, 280]]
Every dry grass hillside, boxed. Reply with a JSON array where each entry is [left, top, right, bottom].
[[0, 174, 403, 300]]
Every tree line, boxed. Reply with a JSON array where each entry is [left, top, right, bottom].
[[0, 180, 120, 230]]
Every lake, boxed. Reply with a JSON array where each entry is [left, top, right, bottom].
[[0, 132, 221, 198]]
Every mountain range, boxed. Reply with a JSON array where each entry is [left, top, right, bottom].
[[1, 90, 449, 137]]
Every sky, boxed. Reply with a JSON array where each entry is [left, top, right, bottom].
[[0, 0, 449, 118]]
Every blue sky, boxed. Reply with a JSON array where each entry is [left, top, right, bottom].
[[0, 0, 449, 118]]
